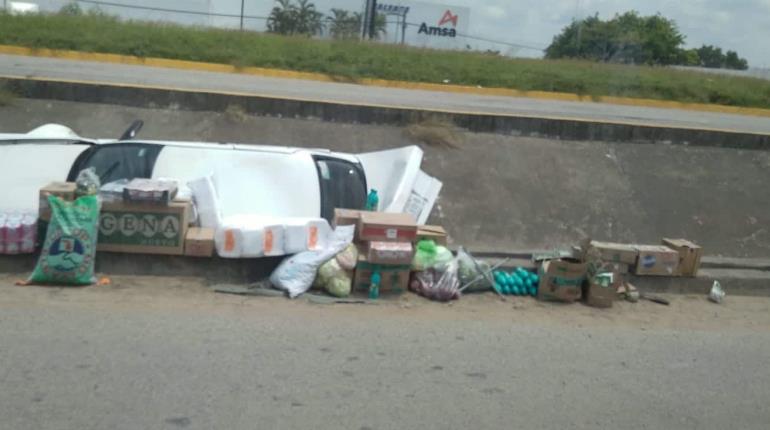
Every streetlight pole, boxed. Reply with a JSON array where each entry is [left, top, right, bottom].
[[240, 0, 245, 30]]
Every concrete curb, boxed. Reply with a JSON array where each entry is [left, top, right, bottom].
[[2, 76, 770, 149], [3, 44, 769, 119]]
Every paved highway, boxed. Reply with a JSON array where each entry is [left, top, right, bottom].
[[2, 53, 770, 134], [2, 276, 770, 430]]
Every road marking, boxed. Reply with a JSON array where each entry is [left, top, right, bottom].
[[3, 73, 768, 137], [2, 44, 770, 119]]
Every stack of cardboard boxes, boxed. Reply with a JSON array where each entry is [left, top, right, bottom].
[[580, 238, 703, 307], [540, 238, 703, 308], [334, 209, 420, 297], [39, 181, 212, 257]]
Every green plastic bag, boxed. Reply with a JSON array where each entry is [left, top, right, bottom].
[[412, 239, 437, 271], [29, 195, 100, 285]]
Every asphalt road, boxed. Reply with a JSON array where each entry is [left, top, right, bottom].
[[2, 276, 770, 430], [2, 53, 770, 134]]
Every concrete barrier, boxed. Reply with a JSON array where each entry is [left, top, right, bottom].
[[3, 77, 769, 149]]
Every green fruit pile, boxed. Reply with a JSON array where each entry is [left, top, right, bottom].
[[493, 268, 539, 296]]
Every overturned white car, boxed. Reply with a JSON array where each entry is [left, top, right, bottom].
[[0, 122, 442, 257]]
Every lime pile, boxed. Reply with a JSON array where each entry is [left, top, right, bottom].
[[493, 268, 539, 296]]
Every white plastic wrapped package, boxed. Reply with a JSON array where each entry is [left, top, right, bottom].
[[270, 225, 355, 298], [283, 218, 332, 254], [188, 175, 222, 229], [0, 211, 37, 255]]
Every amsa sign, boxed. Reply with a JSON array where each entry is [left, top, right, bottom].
[[379, 1, 470, 49]]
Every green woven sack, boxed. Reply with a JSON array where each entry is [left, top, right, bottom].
[[29, 195, 100, 285]]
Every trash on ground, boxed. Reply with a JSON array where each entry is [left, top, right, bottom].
[[409, 257, 460, 302], [270, 225, 355, 298], [633, 245, 680, 276], [640, 293, 671, 306], [538, 258, 587, 303], [709, 280, 725, 304], [662, 238, 703, 277]]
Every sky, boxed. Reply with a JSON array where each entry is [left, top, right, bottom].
[[31, 0, 770, 66]]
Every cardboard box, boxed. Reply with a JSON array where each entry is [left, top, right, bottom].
[[358, 212, 417, 242], [39, 182, 77, 222], [333, 209, 366, 228], [633, 245, 680, 276], [538, 259, 588, 303], [97, 200, 191, 255], [365, 241, 414, 265], [662, 238, 702, 277], [584, 272, 621, 308], [353, 254, 410, 295], [415, 225, 448, 246], [589, 241, 639, 265], [184, 227, 215, 257]]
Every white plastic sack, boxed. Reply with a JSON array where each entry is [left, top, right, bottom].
[[188, 175, 222, 229], [270, 225, 355, 298]]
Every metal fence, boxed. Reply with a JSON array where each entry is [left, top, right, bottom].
[[4, 0, 545, 57]]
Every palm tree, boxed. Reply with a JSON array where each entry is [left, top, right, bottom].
[[293, 0, 323, 36], [326, 9, 387, 40], [267, 0, 322, 36], [327, 8, 359, 40], [267, 0, 296, 35]]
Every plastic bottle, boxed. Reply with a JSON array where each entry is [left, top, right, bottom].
[[369, 272, 381, 300], [365, 189, 379, 211]]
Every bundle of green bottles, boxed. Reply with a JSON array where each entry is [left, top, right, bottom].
[[493, 268, 539, 296]]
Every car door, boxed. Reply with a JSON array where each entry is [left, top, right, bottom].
[[355, 145, 442, 224]]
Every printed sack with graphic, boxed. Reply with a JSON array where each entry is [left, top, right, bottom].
[[29, 195, 100, 285]]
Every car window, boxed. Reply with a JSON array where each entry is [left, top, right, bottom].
[[68, 143, 163, 184], [314, 157, 367, 222]]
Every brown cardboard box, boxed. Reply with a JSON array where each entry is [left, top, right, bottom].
[[415, 225, 448, 246], [662, 238, 702, 277], [184, 227, 215, 257], [358, 212, 417, 242], [585, 272, 621, 308], [353, 254, 410, 295], [589, 241, 639, 265], [333, 209, 366, 228], [365, 241, 414, 265], [633, 245, 680, 276], [538, 259, 588, 302], [97, 200, 191, 255], [39, 182, 77, 222]]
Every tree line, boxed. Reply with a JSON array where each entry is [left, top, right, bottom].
[[266, 0, 386, 40], [545, 11, 749, 70]]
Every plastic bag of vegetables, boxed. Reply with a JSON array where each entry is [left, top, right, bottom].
[[412, 239, 453, 271], [409, 258, 461, 302], [456, 248, 493, 292]]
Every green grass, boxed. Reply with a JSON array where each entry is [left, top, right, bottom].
[[2, 12, 770, 109]]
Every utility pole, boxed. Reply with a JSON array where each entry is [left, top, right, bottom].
[[362, 0, 378, 40], [240, 0, 245, 30]]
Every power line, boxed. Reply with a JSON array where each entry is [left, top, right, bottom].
[[403, 22, 545, 52], [69, 1, 544, 52]]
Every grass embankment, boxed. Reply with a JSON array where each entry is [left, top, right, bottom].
[[1, 13, 769, 109]]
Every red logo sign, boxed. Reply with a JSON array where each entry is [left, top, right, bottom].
[[438, 10, 458, 27]]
